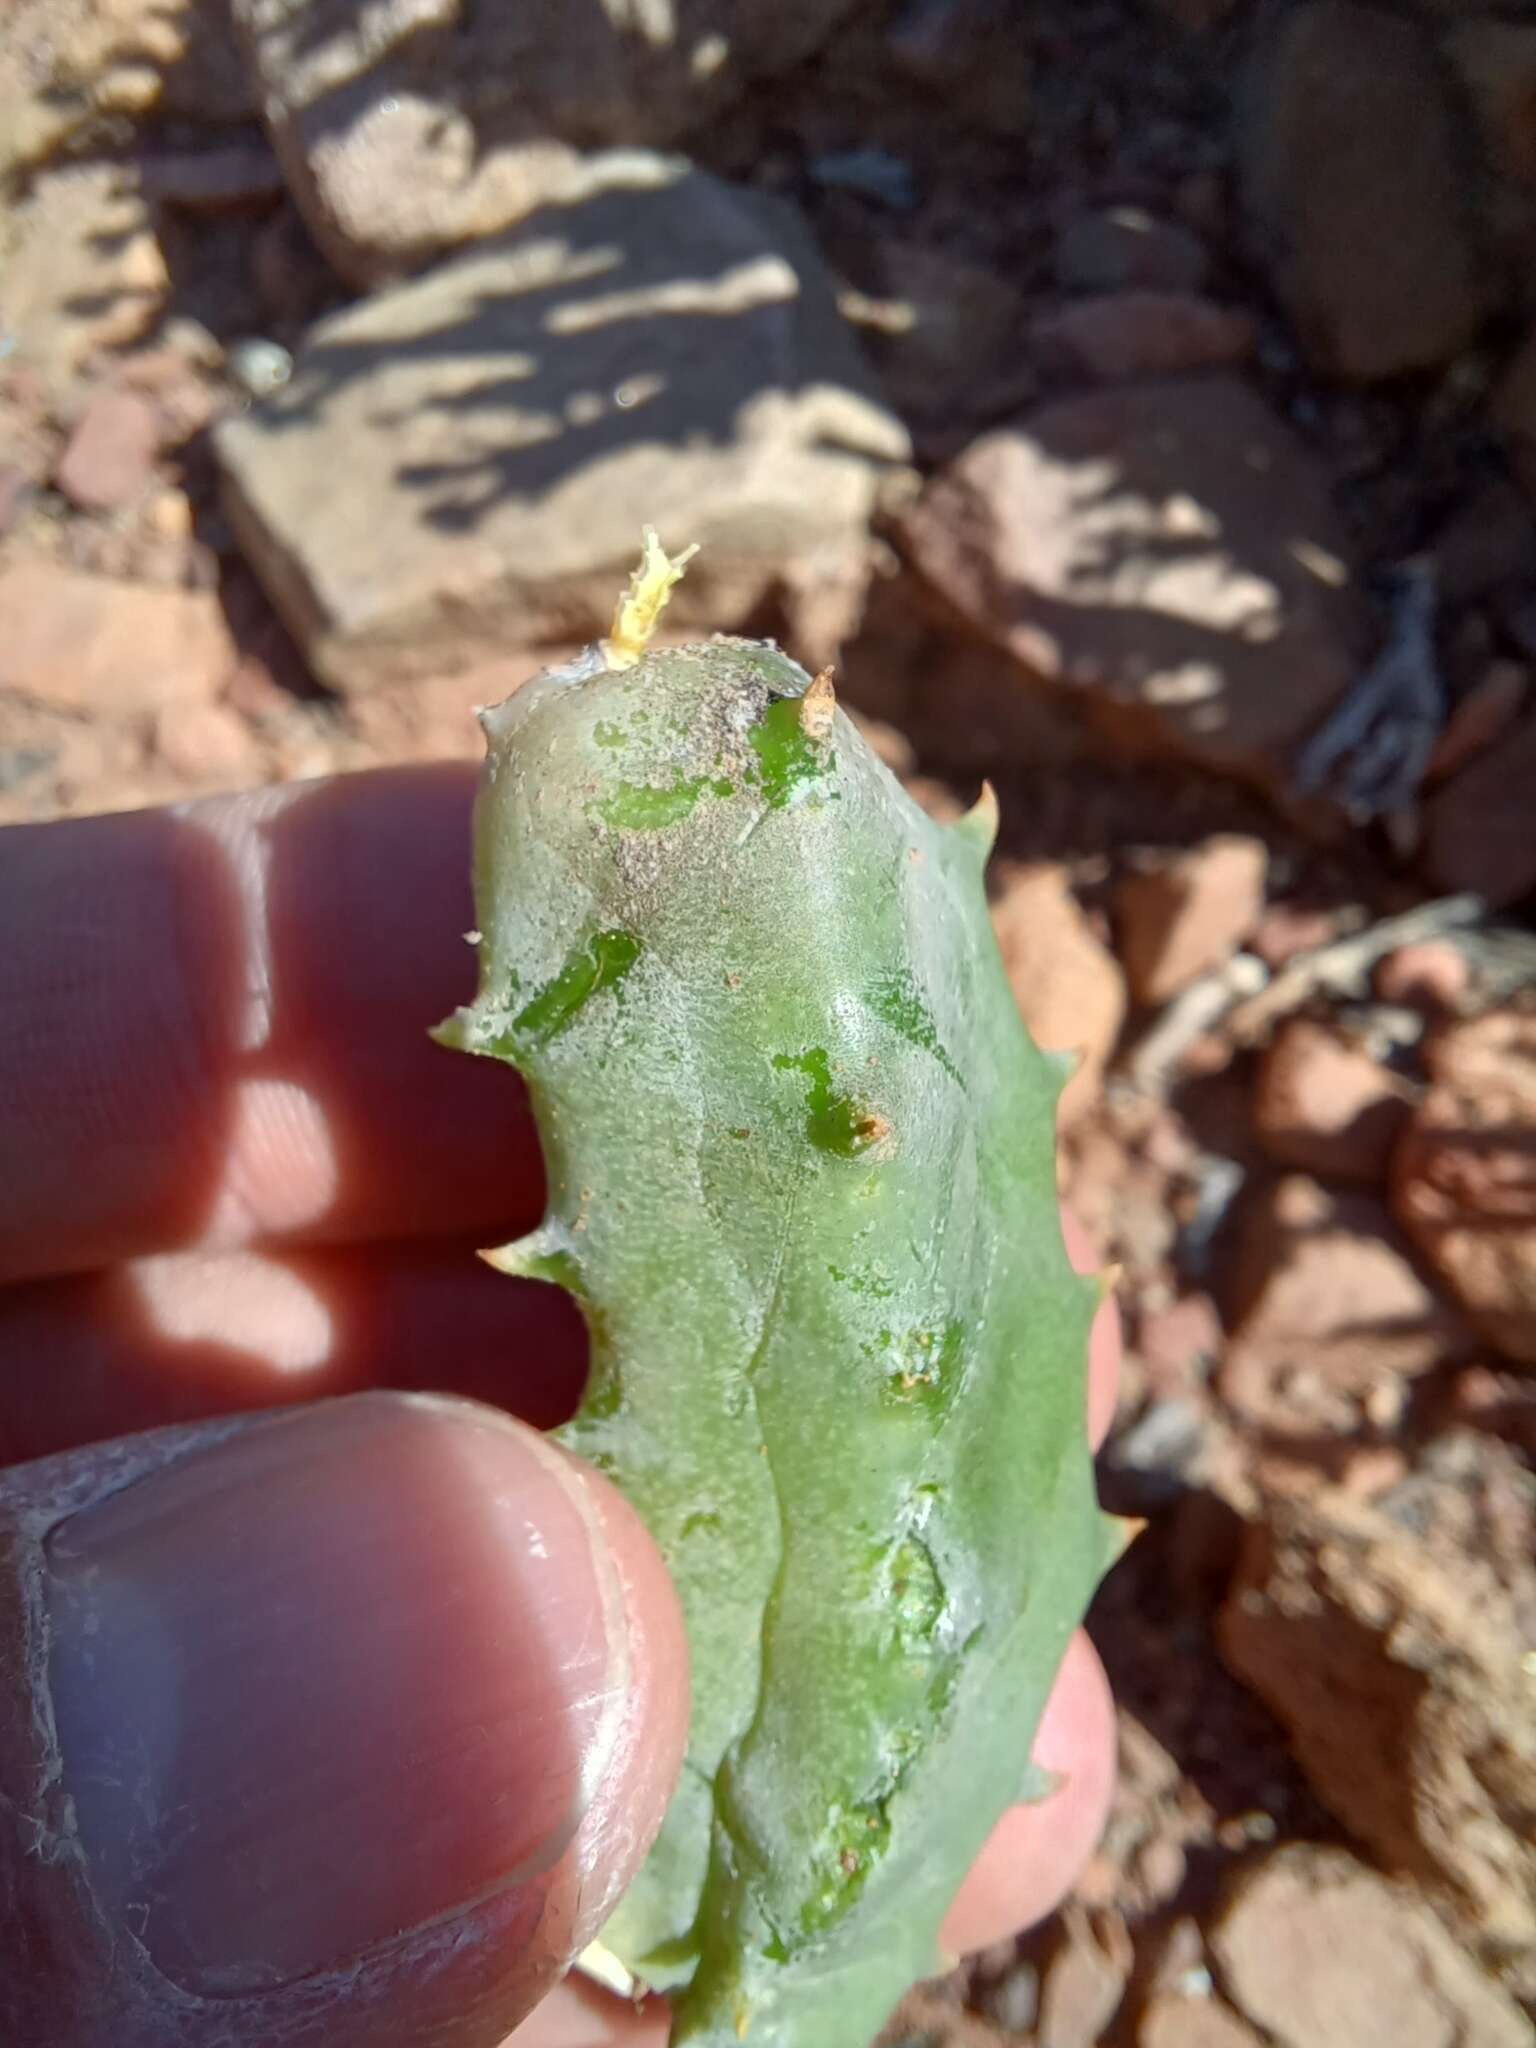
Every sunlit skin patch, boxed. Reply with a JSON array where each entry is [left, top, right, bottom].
[[130, 1248, 335, 1375], [202, 1078, 340, 1244]]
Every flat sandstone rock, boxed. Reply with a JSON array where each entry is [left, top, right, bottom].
[[215, 169, 909, 695], [229, 0, 862, 285]]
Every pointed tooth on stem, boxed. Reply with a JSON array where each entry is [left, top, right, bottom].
[[1100, 1511, 1147, 1574], [1043, 1046, 1082, 1087], [799, 667, 837, 741], [952, 779, 1000, 861], [603, 526, 699, 670], [1095, 1262, 1124, 1307], [479, 1222, 580, 1288]]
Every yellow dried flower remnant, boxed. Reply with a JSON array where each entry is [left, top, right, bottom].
[[604, 526, 700, 670]]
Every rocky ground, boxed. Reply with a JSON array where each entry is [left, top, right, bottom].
[[3, 1, 1535, 2043]]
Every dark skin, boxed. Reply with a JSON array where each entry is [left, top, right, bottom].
[[0, 765, 1117, 2048]]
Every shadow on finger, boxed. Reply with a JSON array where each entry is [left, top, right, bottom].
[[0, 1241, 587, 1465]]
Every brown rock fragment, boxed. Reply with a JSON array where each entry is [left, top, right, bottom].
[[1139, 1994, 1265, 2048], [1209, 1845, 1530, 2048], [991, 864, 1127, 1124], [1250, 901, 1349, 971], [1054, 208, 1211, 294], [1392, 1004, 1536, 1364], [1427, 661, 1530, 785], [1029, 292, 1256, 382], [150, 702, 264, 788], [1218, 1476, 1536, 1993], [1037, 1908, 1130, 2048], [1373, 941, 1470, 1016], [1253, 1019, 1413, 1183], [1242, 3, 1488, 381], [55, 390, 161, 512], [1421, 710, 1536, 911], [0, 564, 234, 713], [1115, 836, 1268, 1007], [1223, 1175, 1477, 1437]]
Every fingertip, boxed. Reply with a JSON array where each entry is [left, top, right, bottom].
[[541, 1438, 691, 1952], [939, 1632, 1116, 1957], [0, 1396, 688, 2048]]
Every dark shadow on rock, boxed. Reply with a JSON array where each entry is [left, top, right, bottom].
[[1088, 1489, 1342, 1904], [244, 172, 887, 523]]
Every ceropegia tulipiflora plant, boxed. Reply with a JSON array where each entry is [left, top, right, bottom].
[[435, 535, 1118, 2048]]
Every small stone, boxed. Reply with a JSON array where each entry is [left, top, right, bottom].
[[151, 701, 264, 787], [1115, 836, 1268, 1007], [1030, 292, 1256, 382], [1339, 1444, 1408, 1497], [1242, 3, 1488, 381], [1136, 1292, 1224, 1388], [855, 240, 1030, 435], [146, 486, 195, 541], [882, 0, 1035, 132], [114, 351, 221, 451], [1422, 709, 1536, 910], [1054, 207, 1211, 295], [1372, 941, 1470, 1015], [1223, 1175, 1477, 1434], [226, 338, 293, 399], [55, 389, 161, 512], [1392, 1004, 1536, 1365], [1208, 1845, 1531, 2048], [1037, 1910, 1130, 2048], [0, 562, 234, 713], [1140, 1994, 1264, 2048], [1252, 1019, 1413, 1184], [991, 863, 1127, 1124], [973, 1962, 1040, 2035], [1250, 902, 1348, 971], [1133, 1835, 1188, 1904]]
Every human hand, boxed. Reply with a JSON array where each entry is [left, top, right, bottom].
[[0, 765, 1117, 2048]]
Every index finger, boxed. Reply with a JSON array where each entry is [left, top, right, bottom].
[[0, 766, 544, 1285]]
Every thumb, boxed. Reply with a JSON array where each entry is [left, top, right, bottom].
[[0, 1393, 688, 2048]]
